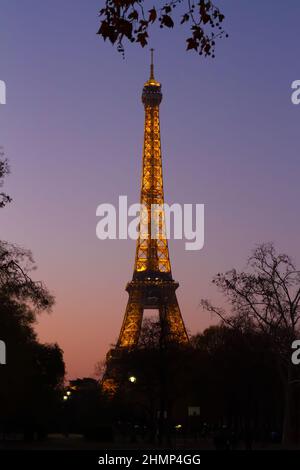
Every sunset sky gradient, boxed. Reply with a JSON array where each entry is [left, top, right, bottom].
[[1, 0, 300, 378]]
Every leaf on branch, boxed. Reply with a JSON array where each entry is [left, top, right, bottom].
[[148, 8, 157, 23], [186, 37, 198, 51], [163, 5, 172, 14], [97, 21, 110, 40], [199, 0, 210, 24], [192, 25, 203, 40], [161, 15, 174, 28], [136, 31, 148, 47], [181, 13, 189, 24], [128, 10, 139, 21], [117, 19, 133, 39], [97, 21, 118, 44]]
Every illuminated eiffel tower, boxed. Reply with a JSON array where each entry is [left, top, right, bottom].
[[117, 50, 189, 348], [102, 52, 188, 392]]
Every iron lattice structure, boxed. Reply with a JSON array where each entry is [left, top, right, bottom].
[[116, 51, 189, 348]]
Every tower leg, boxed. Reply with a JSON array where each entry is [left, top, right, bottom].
[[162, 292, 189, 343], [117, 289, 143, 348]]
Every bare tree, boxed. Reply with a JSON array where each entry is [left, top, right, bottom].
[[201, 243, 300, 447], [0, 241, 54, 312], [0, 149, 11, 208]]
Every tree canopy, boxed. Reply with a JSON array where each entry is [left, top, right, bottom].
[[97, 0, 227, 57], [201, 243, 300, 446]]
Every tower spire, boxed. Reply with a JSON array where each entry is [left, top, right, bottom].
[[150, 48, 154, 80]]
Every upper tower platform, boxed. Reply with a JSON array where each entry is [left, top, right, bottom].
[[142, 49, 162, 106]]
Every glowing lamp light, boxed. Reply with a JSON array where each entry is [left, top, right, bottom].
[[63, 395, 68, 401], [129, 376, 137, 383]]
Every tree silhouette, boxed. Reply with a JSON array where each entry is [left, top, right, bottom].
[[102, 318, 284, 446], [0, 155, 65, 438], [192, 325, 283, 446], [0, 241, 54, 312], [0, 295, 65, 436], [201, 243, 300, 447], [103, 317, 193, 444], [0, 248, 65, 437], [97, 0, 227, 57], [0, 149, 11, 208]]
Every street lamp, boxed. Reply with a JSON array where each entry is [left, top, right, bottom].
[[129, 375, 137, 383]]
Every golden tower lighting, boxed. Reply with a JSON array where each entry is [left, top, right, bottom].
[[116, 50, 189, 348]]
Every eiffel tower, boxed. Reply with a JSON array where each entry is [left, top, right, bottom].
[[116, 50, 189, 349]]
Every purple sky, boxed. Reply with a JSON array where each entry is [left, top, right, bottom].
[[0, 0, 300, 378]]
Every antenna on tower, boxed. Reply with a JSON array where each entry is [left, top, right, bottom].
[[150, 48, 154, 80]]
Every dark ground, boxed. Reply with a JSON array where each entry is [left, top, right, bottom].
[[0, 433, 282, 450]]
